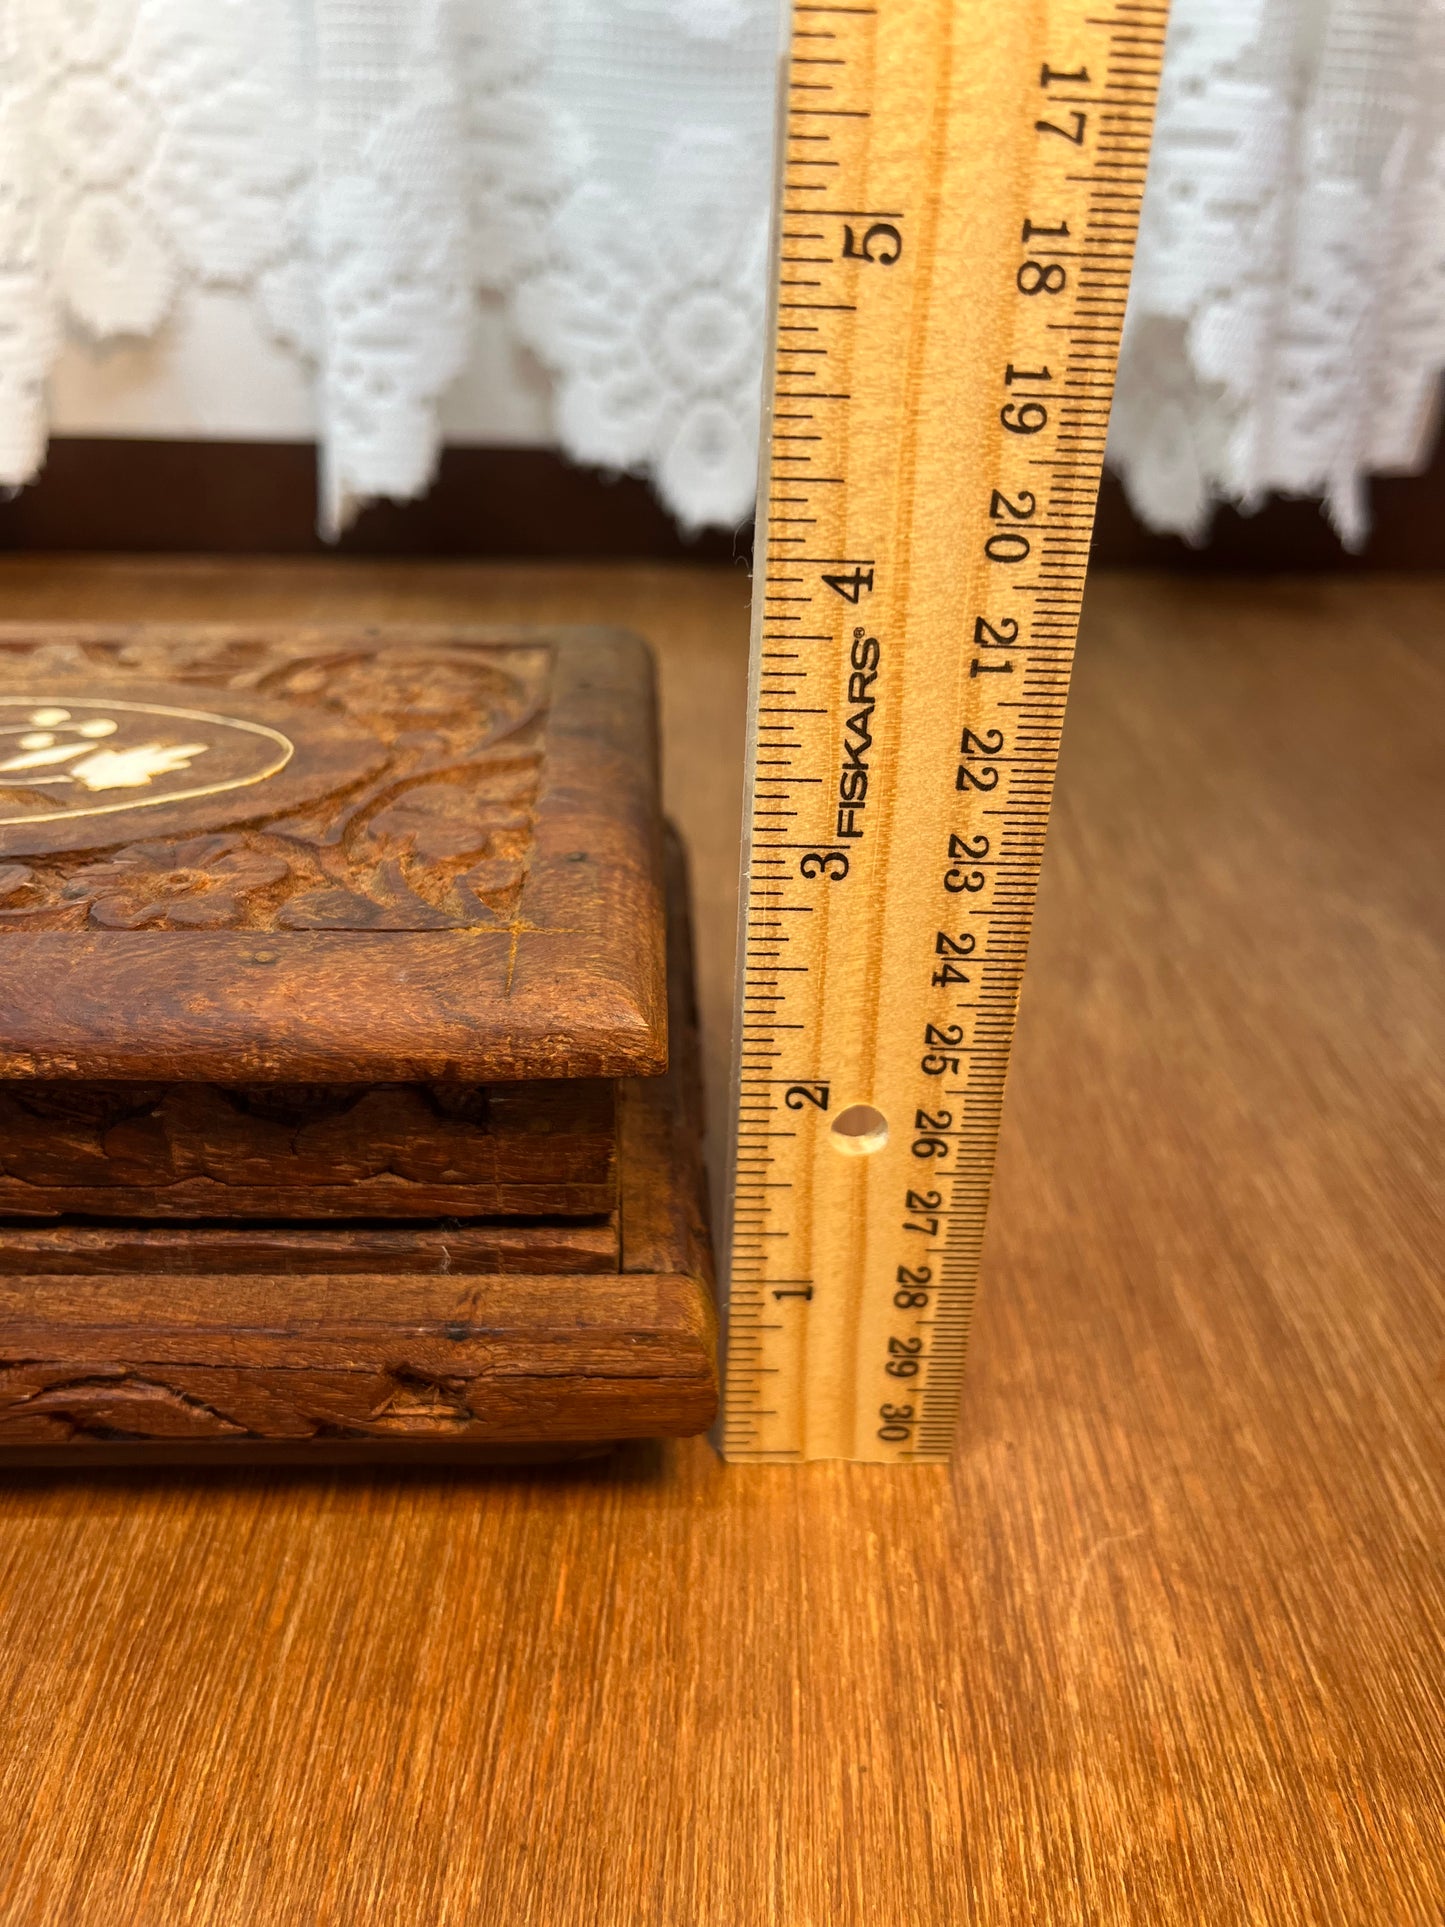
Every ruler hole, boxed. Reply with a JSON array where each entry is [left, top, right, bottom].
[[830, 1104, 888, 1156]]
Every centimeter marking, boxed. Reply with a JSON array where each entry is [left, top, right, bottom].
[[721, 0, 1169, 1462]]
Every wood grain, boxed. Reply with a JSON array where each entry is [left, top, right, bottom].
[[11, 433, 1445, 573], [0, 627, 666, 1082], [0, 560, 1438, 1924], [730, 0, 1166, 1462], [0, 1076, 617, 1219], [0, 1265, 712, 1449], [0, 833, 714, 1455], [0, 1218, 619, 1276]]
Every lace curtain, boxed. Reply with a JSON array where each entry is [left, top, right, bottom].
[[2, 0, 1442, 546], [1112, 0, 1445, 547]]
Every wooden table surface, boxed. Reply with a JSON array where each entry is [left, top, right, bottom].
[[0, 560, 1439, 1926]]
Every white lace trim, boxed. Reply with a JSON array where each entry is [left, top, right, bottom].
[[1111, 0, 1445, 546], [476, 0, 778, 530], [2, 0, 1442, 543]]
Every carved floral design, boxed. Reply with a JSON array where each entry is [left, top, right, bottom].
[[0, 859, 90, 930], [365, 780, 525, 863], [264, 650, 524, 730], [66, 835, 291, 930], [0, 1368, 506, 1443], [0, 638, 552, 933]]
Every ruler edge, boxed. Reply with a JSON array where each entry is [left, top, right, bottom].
[[713, 7, 796, 1448], [718, 0, 1166, 1464]]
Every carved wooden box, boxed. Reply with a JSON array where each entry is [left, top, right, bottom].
[[0, 625, 716, 1461]]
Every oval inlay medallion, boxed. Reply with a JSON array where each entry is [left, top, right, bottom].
[[0, 698, 294, 827]]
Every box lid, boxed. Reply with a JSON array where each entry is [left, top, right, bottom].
[[0, 625, 666, 1082]]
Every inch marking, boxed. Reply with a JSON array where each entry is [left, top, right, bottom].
[[722, 0, 1167, 1463]]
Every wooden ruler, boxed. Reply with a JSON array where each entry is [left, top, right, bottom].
[[721, 0, 1169, 1462]]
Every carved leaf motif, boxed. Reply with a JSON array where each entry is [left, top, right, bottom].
[[458, 858, 526, 914], [0, 1077, 616, 1211], [0, 1366, 493, 1441], [264, 651, 534, 739], [366, 782, 515, 862], [277, 870, 465, 930], [0, 639, 552, 932], [16, 1376, 250, 1438], [66, 834, 292, 930]]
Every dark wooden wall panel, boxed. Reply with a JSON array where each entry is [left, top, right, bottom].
[[1, 436, 1440, 566]]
